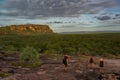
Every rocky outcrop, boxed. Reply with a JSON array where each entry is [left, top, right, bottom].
[[0, 24, 53, 34]]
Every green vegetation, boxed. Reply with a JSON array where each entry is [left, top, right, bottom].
[[19, 46, 41, 67], [0, 73, 9, 78], [0, 33, 120, 57]]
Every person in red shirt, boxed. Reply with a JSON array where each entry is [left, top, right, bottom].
[[63, 55, 69, 71]]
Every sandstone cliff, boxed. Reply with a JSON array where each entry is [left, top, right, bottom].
[[0, 24, 53, 34]]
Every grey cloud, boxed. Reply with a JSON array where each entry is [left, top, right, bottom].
[[112, 14, 120, 19], [1, 0, 116, 18], [95, 13, 120, 20], [115, 14, 120, 16], [95, 16, 111, 20], [0, 11, 18, 16], [88, 1, 114, 8], [0, 18, 17, 21]]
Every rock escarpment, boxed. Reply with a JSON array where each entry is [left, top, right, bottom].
[[0, 24, 53, 34]]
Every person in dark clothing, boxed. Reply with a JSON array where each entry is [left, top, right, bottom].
[[99, 58, 104, 73], [89, 56, 94, 68], [63, 55, 68, 71]]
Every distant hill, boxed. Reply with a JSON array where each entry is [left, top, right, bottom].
[[60, 31, 120, 34], [0, 24, 53, 34]]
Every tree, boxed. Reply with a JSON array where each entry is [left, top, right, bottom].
[[19, 46, 41, 67]]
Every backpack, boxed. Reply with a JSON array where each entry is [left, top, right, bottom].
[[63, 58, 66, 64]]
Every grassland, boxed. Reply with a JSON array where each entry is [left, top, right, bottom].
[[0, 33, 120, 57]]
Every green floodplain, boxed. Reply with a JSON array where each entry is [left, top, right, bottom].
[[0, 32, 120, 58]]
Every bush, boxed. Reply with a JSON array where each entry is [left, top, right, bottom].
[[0, 73, 9, 78], [19, 46, 41, 67]]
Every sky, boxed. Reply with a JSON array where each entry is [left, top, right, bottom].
[[0, 0, 120, 32]]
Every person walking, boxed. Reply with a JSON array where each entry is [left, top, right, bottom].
[[99, 58, 104, 73], [63, 54, 69, 71], [89, 56, 94, 68]]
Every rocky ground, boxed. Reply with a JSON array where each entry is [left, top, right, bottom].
[[0, 51, 120, 80]]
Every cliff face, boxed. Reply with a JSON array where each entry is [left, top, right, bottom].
[[0, 24, 53, 34]]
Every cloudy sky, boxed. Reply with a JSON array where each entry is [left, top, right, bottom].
[[0, 0, 120, 32]]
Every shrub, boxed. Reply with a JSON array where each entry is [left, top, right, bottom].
[[0, 73, 9, 78], [19, 46, 41, 67]]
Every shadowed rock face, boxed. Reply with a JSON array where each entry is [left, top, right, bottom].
[[0, 24, 53, 34]]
